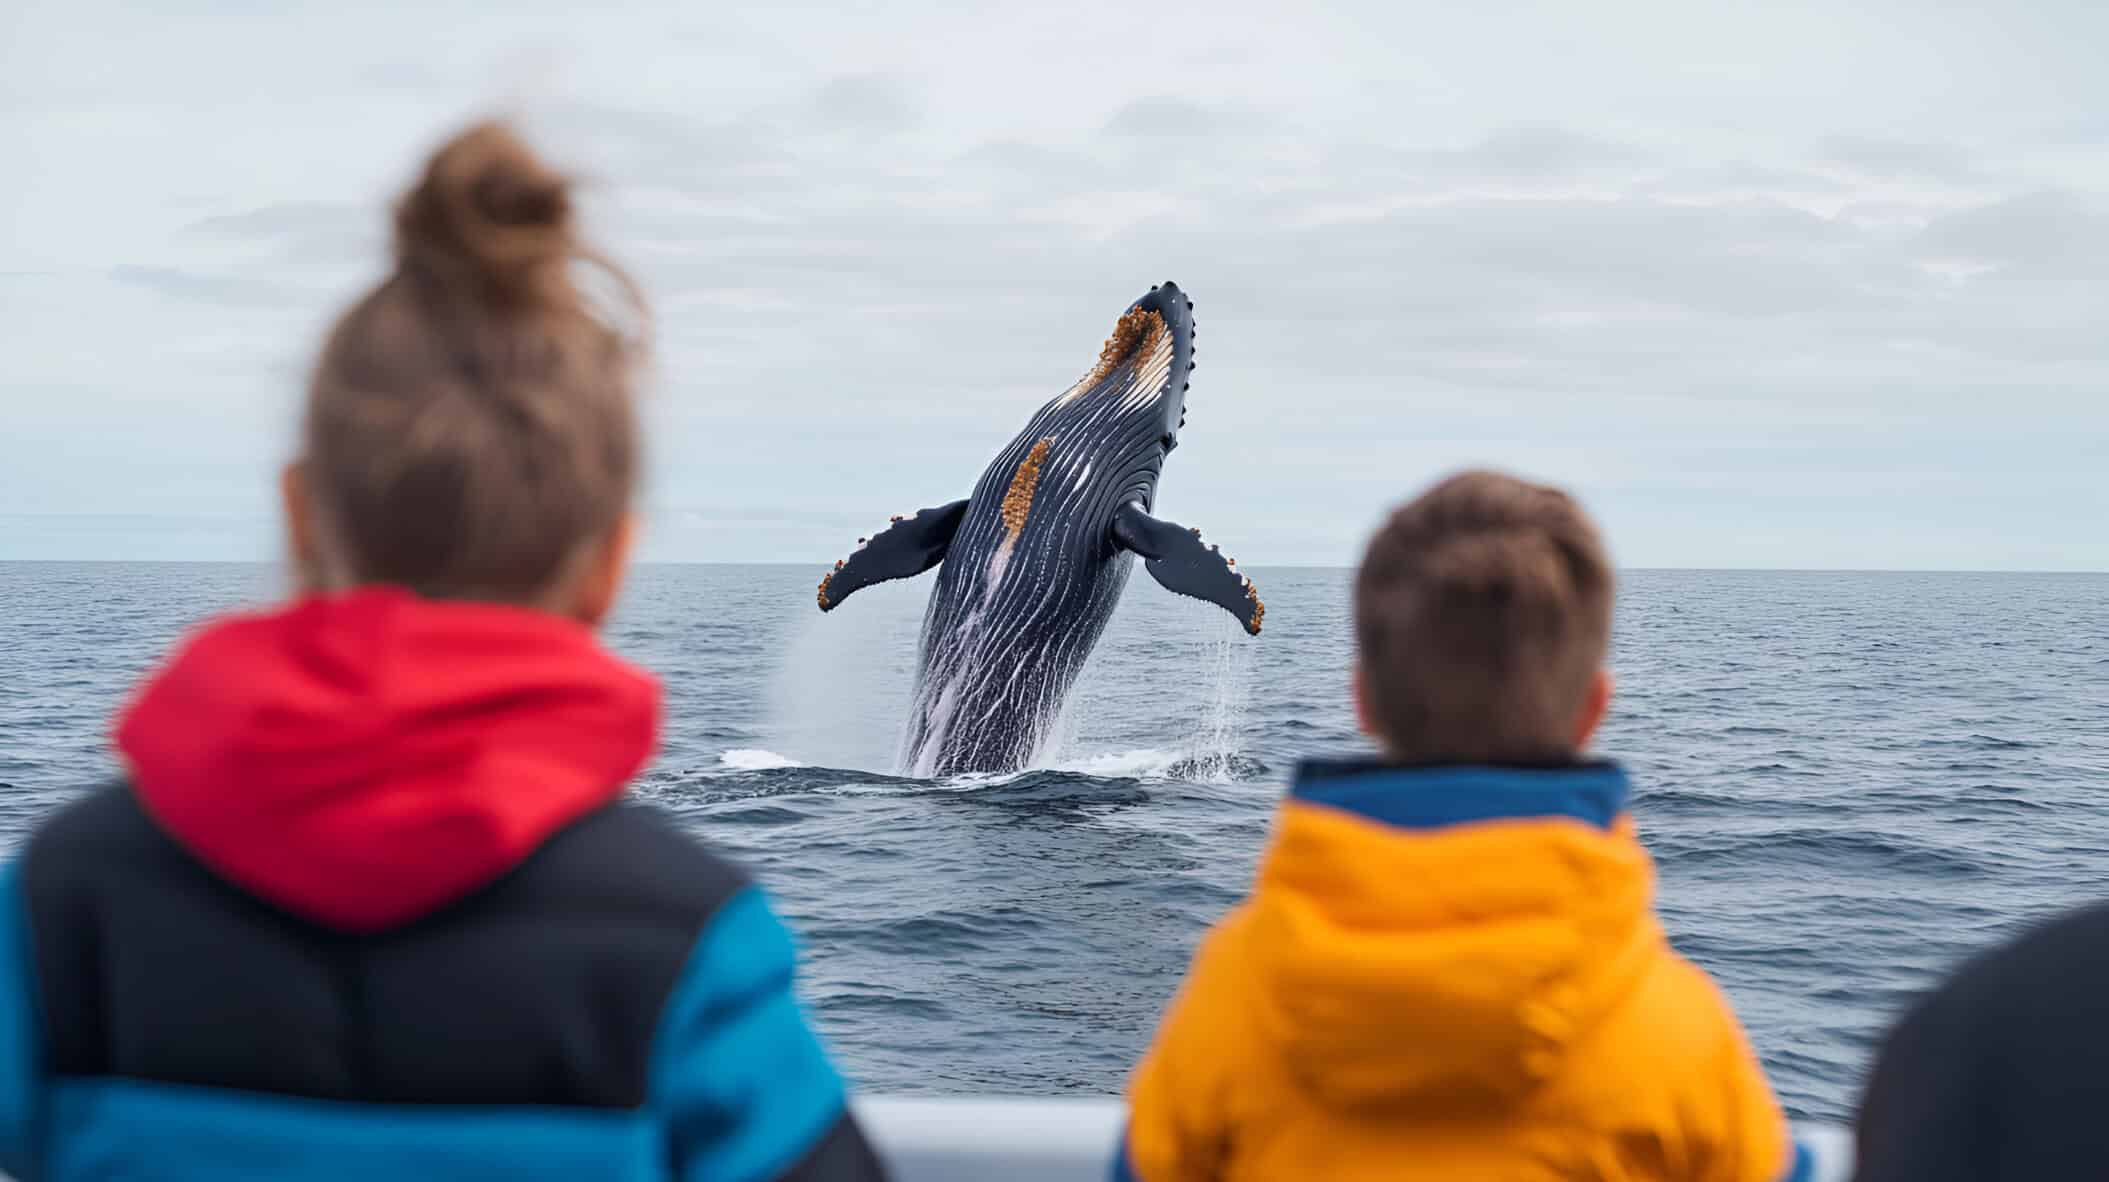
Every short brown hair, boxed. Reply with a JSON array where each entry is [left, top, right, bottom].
[[299, 121, 645, 601], [1354, 470, 1613, 764]]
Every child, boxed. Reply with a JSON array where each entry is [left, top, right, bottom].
[[1118, 471, 1802, 1181], [0, 123, 885, 1182]]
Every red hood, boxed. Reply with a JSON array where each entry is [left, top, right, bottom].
[[116, 587, 660, 932]]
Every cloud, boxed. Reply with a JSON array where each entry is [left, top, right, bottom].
[[1103, 96, 1257, 139], [1916, 189, 2109, 278], [806, 74, 919, 134], [106, 264, 303, 308], [1459, 124, 1648, 180], [177, 201, 382, 268], [587, 109, 2016, 390], [357, 60, 450, 93], [513, 81, 2109, 451], [1640, 161, 1850, 202], [1818, 135, 1981, 185], [185, 202, 363, 238]]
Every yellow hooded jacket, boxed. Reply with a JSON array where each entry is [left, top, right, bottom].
[[1120, 761, 1796, 1182]]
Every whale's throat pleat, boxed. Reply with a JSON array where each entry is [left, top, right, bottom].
[[1001, 437, 1055, 539]]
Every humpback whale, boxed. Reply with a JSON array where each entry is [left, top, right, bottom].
[[817, 281, 1262, 776]]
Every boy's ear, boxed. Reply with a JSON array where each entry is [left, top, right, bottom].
[[1573, 668, 1614, 750], [1352, 662, 1382, 740]]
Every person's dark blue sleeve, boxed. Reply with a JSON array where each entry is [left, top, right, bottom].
[[649, 885, 886, 1182], [0, 861, 44, 1179]]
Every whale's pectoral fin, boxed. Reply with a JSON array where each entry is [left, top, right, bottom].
[[817, 499, 970, 612], [1112, 502, 1265, 635]]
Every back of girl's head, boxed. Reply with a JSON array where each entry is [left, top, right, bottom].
[[300, 120, 645, 602]]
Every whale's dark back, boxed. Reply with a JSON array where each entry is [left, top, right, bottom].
[[899, 287, 1193, 775]]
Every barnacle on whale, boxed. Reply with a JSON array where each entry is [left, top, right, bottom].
[[1001, 438, 1054, 537], [1077, 308, 1167, 393]]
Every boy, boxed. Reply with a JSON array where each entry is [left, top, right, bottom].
[[1118, 471, 1801, 1182]]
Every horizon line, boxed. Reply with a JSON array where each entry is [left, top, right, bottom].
[[1, 559, 2103, 577]]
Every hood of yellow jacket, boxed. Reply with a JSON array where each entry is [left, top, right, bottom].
[[1247, 760, 1662, 1111]]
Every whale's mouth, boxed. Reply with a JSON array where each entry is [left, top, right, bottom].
[[1085, 308, 1166, 388]]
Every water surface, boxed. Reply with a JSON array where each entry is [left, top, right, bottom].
[[2, 562, 2104, 1120]]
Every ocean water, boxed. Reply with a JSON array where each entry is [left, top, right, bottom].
[[1, 562, 2105, 1122]]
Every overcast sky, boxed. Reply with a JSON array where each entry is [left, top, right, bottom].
[[4, 0, 2105, 569]]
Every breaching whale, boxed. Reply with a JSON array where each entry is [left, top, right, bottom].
[[816, 281, 1262, 777]]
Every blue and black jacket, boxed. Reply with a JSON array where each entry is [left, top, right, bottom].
[[0, 588, 887, 1182]]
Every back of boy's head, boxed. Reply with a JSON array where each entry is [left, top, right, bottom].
[[1354, 470, 1613, 765], [300, 121, 647, 602]]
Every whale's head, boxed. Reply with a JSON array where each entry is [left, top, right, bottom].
[[1123, 280, 1195, 450], [1041, 281, 1196, 472]]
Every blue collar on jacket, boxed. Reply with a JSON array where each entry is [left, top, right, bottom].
[[1290, 757, 1630, 831]]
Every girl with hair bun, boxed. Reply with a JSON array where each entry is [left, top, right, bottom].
[[0, 122, 887, 1182]]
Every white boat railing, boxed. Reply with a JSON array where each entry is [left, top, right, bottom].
[[852, 1096, 1855, 1182]]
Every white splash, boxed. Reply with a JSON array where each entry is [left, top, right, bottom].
[[719, 748, 806, 770], [1048, 748, 1187, 779], [761, 576, 923, 773]]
